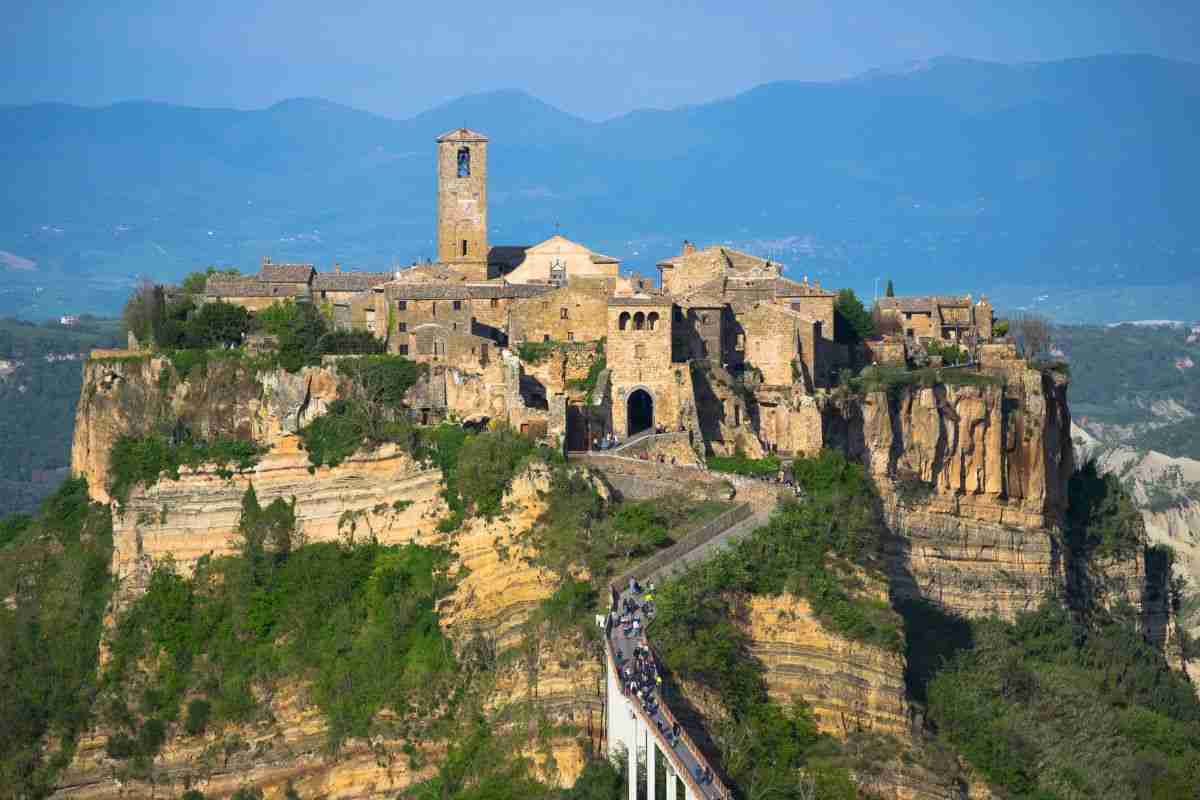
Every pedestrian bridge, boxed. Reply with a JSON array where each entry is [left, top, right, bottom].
[[599, 502, 772, 800]]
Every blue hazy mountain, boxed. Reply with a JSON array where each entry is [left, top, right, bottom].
[[1, 54, 1197, 322]]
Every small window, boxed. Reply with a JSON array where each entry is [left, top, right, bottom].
[[560, 307, 568, 320], [490, 298, 498, 308], [567, 331, 574, 341], [457, 146, 470, 177], [398, 300, 407, 311], [462, 239, 468, 257], [635, 344, 646, 359], [399, 322, 407, 332], [320, 290, 327, 299], [452, 322, 458, 331], [543, 334, 550, 343], [453, 300, 462, 310], [431, 301, 436, 317], [399, 344, 409, 355]]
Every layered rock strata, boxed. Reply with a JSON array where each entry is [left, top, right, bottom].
[[54, 461, 602, 798]]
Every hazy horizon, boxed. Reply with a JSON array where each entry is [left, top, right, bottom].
[[5, 0, 1198, 120]]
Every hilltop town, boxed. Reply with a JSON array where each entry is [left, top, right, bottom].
[[167, 126, 1001, 460]]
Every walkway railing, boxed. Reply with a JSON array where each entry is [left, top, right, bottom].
[[610, 504, 752, 590], [601, 505, 767, 799]]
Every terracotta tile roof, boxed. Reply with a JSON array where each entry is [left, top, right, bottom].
[[206, 278, 308, 298], [383, 281, 550, 301], [589, 252, 621, 265], [258, 263, 315, 283], [877, 295, 971, 313], [770, 277, 836, 298], [312, 272, 392, 291], [656, 245, 777, 277]]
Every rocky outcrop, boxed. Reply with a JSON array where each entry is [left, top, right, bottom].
[[809, 367, 1078, 623], [110, 438, 447, 601], [72, 354, 347, 503], [54, 463, 605, 799], [744, 593, 908, 738]]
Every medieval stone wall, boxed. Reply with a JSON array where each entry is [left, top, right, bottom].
[[508, 285, 609, 344]]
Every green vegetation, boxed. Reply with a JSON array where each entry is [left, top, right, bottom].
[[1056, 323, 1200, 459], [0, 479, 114, 796], [1064, 460, 1145, 561], [925, 340, 969, 365], [528, 471, 729, 584], [927, 601, 1200, 799], [295, 355, 428, 470], [706, 453, 781, 478], [101, 486, 457, 758], [641, 452, 894, 797], [0, 316, 122, 512], [108, 433, 264, 503], [848, 364, 1003, 395], [833, 288, 874, 344], [566, 341, 607, 403]]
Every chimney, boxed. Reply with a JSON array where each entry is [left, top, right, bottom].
[[335, 262, 341, 273], [262, 255, 271, 266], [682, 240, 696, 256]]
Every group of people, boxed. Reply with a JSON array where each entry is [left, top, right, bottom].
[[609, 576, 728, 798], [591, 432, 620, 450]]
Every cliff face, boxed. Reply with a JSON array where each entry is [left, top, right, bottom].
[[72, 355, 345, 504], [812, 369, 1080, 623], [54, 457, 603, 799]]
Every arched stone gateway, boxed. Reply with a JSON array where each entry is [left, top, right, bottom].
[[627, 388, 653, 437]]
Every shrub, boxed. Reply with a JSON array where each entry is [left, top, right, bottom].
[[108, 433, 264, 503], [183, 698, 211, 735], [319, 330, 385, 355], [186, 302, 252, 349], [707, 453, 780, 478], [101, 486, 457, 751]]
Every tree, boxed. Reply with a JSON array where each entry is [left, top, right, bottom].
[[885, 279, 895, 297], [181, 266, 240, 296], [186, 301, 252, 349], [1011, 312, 1051, 359], [121, 277, 163, 344], [834, 289, 875, 343], [993, 319, 1010, 338]]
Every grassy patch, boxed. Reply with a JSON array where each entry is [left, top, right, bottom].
[[108, 433, 264, 503], [707, 453, 781, 478]]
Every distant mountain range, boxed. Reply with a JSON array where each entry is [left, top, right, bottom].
[[1, 54, 1197, 322]]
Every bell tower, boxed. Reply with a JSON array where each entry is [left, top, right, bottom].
[[436, 128, 489, 280]]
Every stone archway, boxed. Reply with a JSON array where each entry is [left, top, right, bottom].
[[627, 389, 654, 437]]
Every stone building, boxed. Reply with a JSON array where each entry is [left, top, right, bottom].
[[437, 128, 490, 280], [500, 235, 621, 285], [876, 295, 994, 344], [607, 296, 690, 438], [507, 279, 611, 345], [205, 260, 316, 310]]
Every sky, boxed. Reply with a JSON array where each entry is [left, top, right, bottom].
[[3, 0, 1198, 120]]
